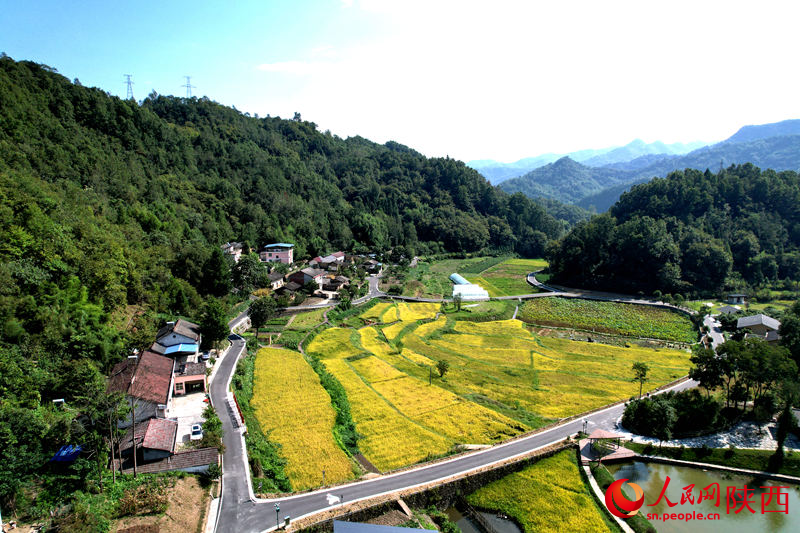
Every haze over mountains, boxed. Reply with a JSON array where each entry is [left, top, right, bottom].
[[475, 119, 800, 212]]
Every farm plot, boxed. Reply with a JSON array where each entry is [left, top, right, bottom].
[[288, 308, 325, 331], [396, 301, 439, 321], [250, 348, 353, 490], [519, 297, 697, 342], [381, 321, 407, 341], [361, 302, 392, 322], [307, 327, 364, 359], [414, 316, 448, 338], [322, 358, 452, 470], [464, 258, 547, 296], [467, 450, 613, 533]]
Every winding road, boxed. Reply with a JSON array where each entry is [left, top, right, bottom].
[[211, 270, 705, 533]]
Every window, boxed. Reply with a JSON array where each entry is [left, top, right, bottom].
[[176, 383, 184, 391]]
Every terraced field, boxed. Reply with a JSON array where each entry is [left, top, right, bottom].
[[250, 348, 354, 490], [467, 450, 613, 533], [519, 297, 697, 342], [464, 258, 549, 297], [274, 299, 692, 475]]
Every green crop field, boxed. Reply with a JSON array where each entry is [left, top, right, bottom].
[[520, 297, 697, 342], [404, 256, 547, 298], [288, 308, 326, 331], [467, 450, 613, 533]]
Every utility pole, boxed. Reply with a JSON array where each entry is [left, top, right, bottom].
[[182, 75, 196, 98], [275, 503, 280, 529], [124, 74, 134, 100]]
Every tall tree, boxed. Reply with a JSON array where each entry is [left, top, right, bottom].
[[632, 361, 649, 399], [200, 298, 229, 351], [248, 297, 277, 340]]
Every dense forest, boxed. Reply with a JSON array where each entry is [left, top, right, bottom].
[[0, 55, 569, 514], [547, 165, 800, 296]]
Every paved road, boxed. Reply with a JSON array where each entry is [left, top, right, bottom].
[[212, 271, 704, 532], [704, 315, 725, 349], [214, 376, 696, 533]]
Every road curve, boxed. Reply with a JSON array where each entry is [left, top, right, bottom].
[[211, 272, 703, 532]]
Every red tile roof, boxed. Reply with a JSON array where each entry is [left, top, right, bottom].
[[109, 351, 174, 405], [588, 429, 623, 440], [141, 418, 178, 452]]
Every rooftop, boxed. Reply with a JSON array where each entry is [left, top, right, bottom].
[[175, 362, 206, 377], [117, 447, 219, 474], [156, 319, 201, 342], [107, 350, 174, 405], [737, 314, 781, 331], [120, 417, 178, 453]]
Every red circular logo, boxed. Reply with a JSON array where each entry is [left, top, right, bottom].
[[604, 478, 644, 519]]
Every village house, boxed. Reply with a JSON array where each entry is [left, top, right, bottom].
[[221, 241, 244, 263], [150, 319, 202, 363], [107, 350, 174, 428], [727, 293, 747, 305], [718, 305, 741, 315], [281, 280, 302, 294], [260, 243, 294, 264], [289, 267, 326, 289], [323, 275, 350, 292], [737, 313, 781, 337], [119, 417, 178, 461], [173, 361, 207, 396], [268, 271, 285, 290]]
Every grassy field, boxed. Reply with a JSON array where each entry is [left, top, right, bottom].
[[464, 258, 548, 297], [297, 302, 691, 471], [288, 308, 326, 331], [402, 257, 546, 298], [520, 297, 697, 342], [466, 450, 614, 533], [250, 348, 354, 490]]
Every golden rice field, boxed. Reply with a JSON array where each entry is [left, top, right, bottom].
[[250, 348, 353, 490], [276, 301, 692, 473], [467, 450, 613, 533]]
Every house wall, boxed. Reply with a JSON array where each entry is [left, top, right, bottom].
[[119, 398, 159, 429], [260, 248, 294, 264], [745, 324, 772, 336], [143, 448, 172, 461], [174, 374, 206, 395]]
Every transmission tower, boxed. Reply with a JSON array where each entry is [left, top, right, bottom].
[[182, 76, 196, 98], [124, 74, 134, 100]]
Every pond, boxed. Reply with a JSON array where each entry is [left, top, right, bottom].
[[607, 460, 800, 533]]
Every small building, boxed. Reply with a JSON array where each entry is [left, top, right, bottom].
[[282, 281, 302, 294], [268, 271, 285, 291], [737, 314, 781, 336], [718, 305, 741, 315], [323, 275, 350, 292], [120, 417, 178, 461], [364, 259, 382, 273], [107, 350, 175, 428], [221, 241, 244, 263], [450, 272, 489, 301], [765, 330, 782, 344], [151, 319, 202, 363], [289, 267, 327, 288], [260, 243, 294, 264], [173, 362, 206, 396], [727, 293, 747, 305]]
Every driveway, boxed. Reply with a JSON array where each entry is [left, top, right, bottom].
[[170, 392, 209, 448]]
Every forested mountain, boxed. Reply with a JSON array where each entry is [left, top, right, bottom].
[[499, 157, 636, 204], [723, 119, 800, 144], [579, 139, 705, 168], [548, 164, 800, 295], [0, 55, 564, 507], [506, 133, 800, 212]]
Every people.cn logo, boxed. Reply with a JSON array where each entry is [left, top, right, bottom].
[[605, 478, 645, 519]]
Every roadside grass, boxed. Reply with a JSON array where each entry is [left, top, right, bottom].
[[624, 442, 800, 478], [250, 347, 354, 490], [466, 450, 614, 533], [519, 297, 697, 343]]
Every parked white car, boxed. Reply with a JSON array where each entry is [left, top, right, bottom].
[[190, 423, 203, 440]]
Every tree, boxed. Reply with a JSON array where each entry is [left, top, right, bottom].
[[632, 362, 649, 399], [436, 359, 450, 378], [201, 247, 232, 297], [688, 345, 723, 397], [232, 254, 268, 294], [248, 297, 277, 340], [200, 298, 229, 351], [453, 293, 463, 312]]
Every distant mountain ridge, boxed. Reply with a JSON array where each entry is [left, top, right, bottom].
[[468, 139, 705, 185], [497, 119, 800, 211]]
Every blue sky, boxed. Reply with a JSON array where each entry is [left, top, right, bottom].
[[2, 0, 799, 162]]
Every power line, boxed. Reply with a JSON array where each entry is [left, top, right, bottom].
[[124, 74, 134, 100], [182, 75, 196, 98]]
